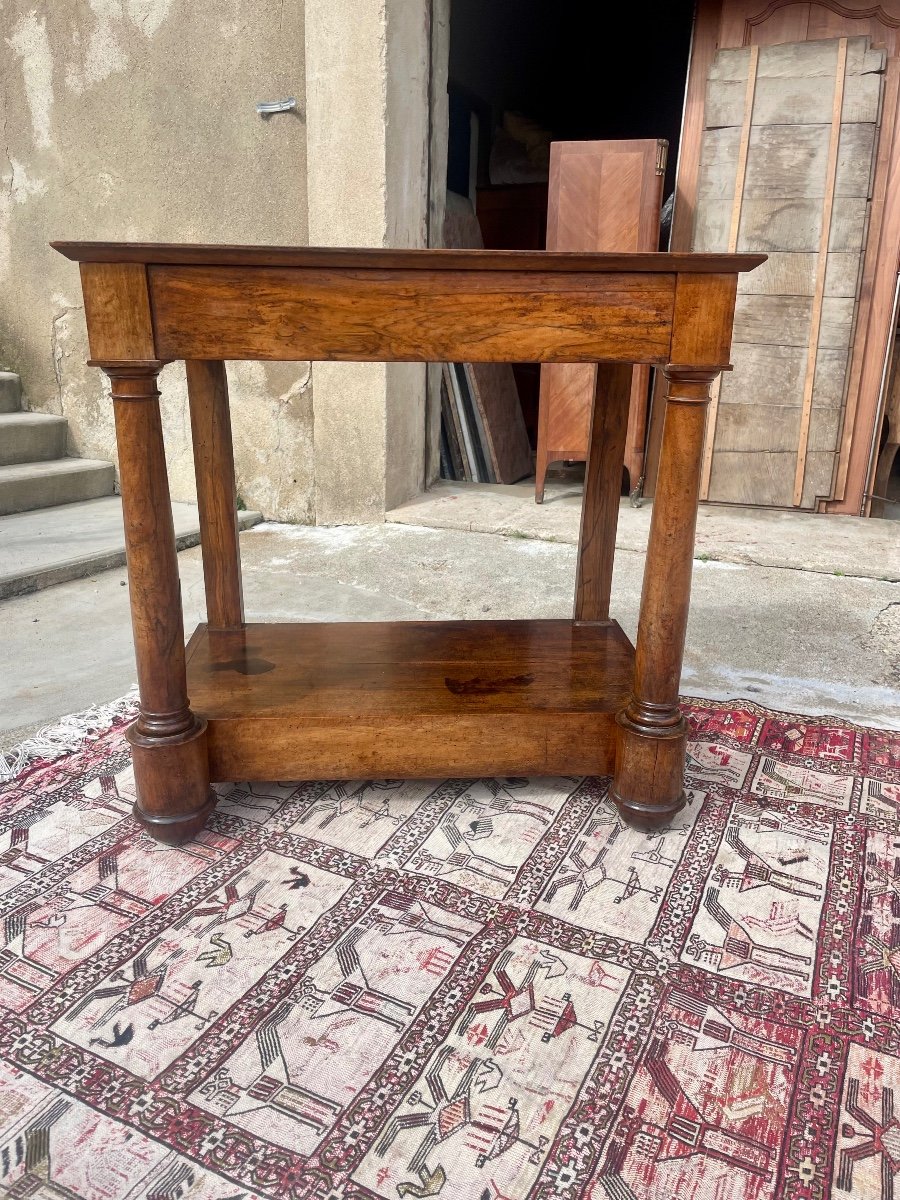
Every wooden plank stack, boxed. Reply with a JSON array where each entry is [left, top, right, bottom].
[[439, 193, 533, 484]]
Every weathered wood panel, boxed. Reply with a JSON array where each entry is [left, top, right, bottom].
[[714, 401, 841, 451], [720, 343, 849, 406], [693, 34, 882, 507], [695, 195, 869, 253], [708, 449, 798, 504], [709, 447, 838, 507], [732, 294, 854, 347], [698, 123, 876, 199], [800, 448, 838, 507], [707, 72, 881, 127], [709, 39, 883, 82], [736, 251, 859, 296]]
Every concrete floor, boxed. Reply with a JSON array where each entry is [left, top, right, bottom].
[[1, 502, 898, 752], [389, 481, 900, 581]]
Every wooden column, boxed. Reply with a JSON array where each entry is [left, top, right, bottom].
[[612, 367, 716, 828], [106, 362, 215, 844], [186, 360, 245, 630], [574, 362, 633, 622]]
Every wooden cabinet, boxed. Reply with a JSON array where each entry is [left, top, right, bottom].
[[535, 140, 666, 501]]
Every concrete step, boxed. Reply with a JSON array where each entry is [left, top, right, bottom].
[[0, 373, 22, 414], [0, 458, 116, 516], [0, 496, 263, 598], [0, 412, 69, 466]]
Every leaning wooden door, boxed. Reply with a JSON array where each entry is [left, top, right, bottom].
[[692, 36, 885, 508], [535, 139, 665, 501], [651, 0, 900, 514]]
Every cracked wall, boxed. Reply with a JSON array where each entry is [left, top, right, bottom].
[[0, 0, 313, 521]]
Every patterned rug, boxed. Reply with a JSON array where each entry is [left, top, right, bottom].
[[1, 698, 899, 1200]]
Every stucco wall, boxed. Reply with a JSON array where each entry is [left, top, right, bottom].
[[1, 1, 312, 520], [305, 0, 432, 524]]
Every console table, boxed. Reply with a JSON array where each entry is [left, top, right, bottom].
[[54, 242, 763, 844]]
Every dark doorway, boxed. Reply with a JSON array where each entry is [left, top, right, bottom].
[[444, 0, 695, 453]]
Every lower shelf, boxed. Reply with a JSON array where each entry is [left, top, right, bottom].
[[185, 619, 635, 781]]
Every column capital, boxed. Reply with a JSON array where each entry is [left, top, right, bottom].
[[94, 361, 167, 399], [662, 365, 724, 403]]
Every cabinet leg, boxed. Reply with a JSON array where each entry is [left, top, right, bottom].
[[107, 363, 215, 844], [535, 451, 549, 505], [613, 368, 716, 828]]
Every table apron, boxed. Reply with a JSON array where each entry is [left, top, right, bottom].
[[147, 265, 677, 364]]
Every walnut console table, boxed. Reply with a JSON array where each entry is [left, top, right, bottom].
[[55, 242, 763, 844]]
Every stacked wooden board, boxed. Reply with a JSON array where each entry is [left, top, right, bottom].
[[439, 193, 533, 484], [440, 362, 493, 483], [693, 36, 885, 508]]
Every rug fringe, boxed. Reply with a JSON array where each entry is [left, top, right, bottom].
[[0, 689, 139, 783]]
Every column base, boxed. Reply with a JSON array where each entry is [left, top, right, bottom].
[[611, 705, 688, 830], [133, 792, 218, 845], [127, 716, 216, 845]]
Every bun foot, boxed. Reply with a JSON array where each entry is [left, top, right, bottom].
[[133, 789, 218, 845], [127, 716, 215, 844]]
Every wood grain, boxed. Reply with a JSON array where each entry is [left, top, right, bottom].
[[80, 263, 155, 361], [186, 620, 634, 780], [56, 242, 764, 273], [794, 37, 848, 507], [574, 364, 633, 623], [66, 240, 756, 840], [612, 368, 716, 829], [186, 360, 245, 629], [150, 266, 680, 365], [669, 273, 740, 367], [830, 55, 900, 511], [106, 363, 214, 844]]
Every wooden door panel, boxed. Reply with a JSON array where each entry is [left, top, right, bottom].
[[647, 0, 900, 511], [677, 33, 884, 507]]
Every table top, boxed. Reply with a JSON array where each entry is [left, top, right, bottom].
[[52, 242, 766, 275]]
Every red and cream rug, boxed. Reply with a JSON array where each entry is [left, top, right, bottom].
[[1, 697, 898, 1200]]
